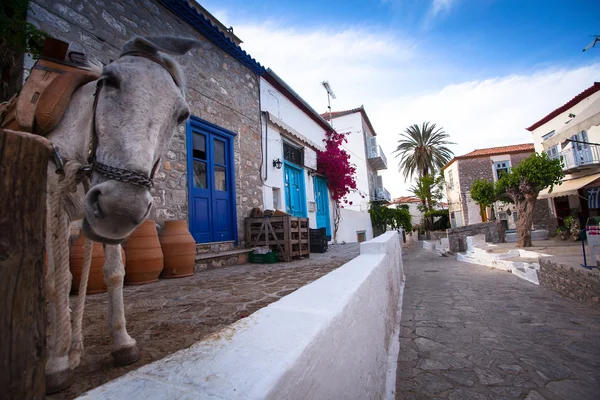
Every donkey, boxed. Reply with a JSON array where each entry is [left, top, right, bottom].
[[44, 36, 199, 393]]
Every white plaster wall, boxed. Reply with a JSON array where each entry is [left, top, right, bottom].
[[530, 90, 600, 152], [337, 208, 373, 243], [81, 232, 405, 400], [260, 78, 328, 147], [259, 78, 328, 230], [332, 113, 371, 212], [444, 161, 462, 215]]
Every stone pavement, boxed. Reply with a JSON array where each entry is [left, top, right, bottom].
[[396, 246, 600, 399], [50, 243, 360, 399]]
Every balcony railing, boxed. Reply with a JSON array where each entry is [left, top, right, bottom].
[[549, 144, 600, 172], [367, 144, 388, 170], [375, 187, 391, 202]]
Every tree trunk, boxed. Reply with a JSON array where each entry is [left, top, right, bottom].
[[0, 129, 48, 398], [515, 196, 537, 248]]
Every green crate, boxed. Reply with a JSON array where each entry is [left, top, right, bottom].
[[249, 251, 279, 264]]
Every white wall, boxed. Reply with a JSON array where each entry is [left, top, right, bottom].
[[332, 113, 371, 212], [259, 78, 328, 230], [82, 231, 405, 400], [444, 161, 462, 217], [530, 90, 600, 153], [336, 208, 374, 243]]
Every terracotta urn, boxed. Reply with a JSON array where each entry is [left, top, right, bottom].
[[159, 220, 196, 278], [70, 234, 106, 294], [123, 220, 164, 285]]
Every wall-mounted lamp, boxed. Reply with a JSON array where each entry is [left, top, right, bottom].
[[273, 158, 283, 169]]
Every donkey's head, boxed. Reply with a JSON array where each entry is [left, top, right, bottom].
[[82, 36, 199, 244]]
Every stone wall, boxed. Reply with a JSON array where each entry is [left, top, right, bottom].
[[447, 220, 505, 253], [457, 158, 494, 225], [28, 0, 263, 245], [538, 258, 600, 311], [532, 198, 557, 233]]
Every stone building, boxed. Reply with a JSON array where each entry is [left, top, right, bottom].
[[442, 143, 554, 232], [27, 0, 265, 245]]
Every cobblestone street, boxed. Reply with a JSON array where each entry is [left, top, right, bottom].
[[396, 246, 600, 399], [51, 243, 360, 399]]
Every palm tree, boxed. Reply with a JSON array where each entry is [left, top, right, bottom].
[[394, 122, 455, 180]]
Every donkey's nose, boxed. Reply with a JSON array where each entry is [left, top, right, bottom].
[[83, 180, 153, 241], [87, 186, 105, 219]]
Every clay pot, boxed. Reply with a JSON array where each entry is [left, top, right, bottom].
[[123, 220, 164, 285], [159, 220, 196, 278], [70, 234, 106, 294]]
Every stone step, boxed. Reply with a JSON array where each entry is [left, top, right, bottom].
[[194, 248, 252, 273], [196, 240, 235, 255]]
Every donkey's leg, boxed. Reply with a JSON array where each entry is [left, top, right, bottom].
[[104, 244, 140, 365], [45, 190, 74, 393]]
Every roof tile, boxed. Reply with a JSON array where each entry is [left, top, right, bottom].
[[442, 143, 534, 170]]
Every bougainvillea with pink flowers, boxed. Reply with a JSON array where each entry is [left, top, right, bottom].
[[317, 131, 358, 242], [317, 131, 357, 203]]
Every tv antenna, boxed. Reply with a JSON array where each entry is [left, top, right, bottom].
[[321, 81, 336, 128], [582, 35, 600, 52]]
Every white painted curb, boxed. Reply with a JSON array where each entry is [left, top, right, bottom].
[[80, 231, 405, 400]]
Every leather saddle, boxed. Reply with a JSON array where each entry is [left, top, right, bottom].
[[0, 38, 100, 136]]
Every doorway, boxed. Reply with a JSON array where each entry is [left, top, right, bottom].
[[186, 117, 237, 243], [313, 176, 331, 237]]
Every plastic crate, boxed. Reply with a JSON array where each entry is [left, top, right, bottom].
[[249, 251, 279, 264]]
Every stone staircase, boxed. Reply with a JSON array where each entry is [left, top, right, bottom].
[[194, 241, 252, 272], [456, 236, 542, 285]]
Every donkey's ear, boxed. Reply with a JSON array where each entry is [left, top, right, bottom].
[[122, 36, 201, 56]]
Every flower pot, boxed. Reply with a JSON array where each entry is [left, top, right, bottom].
[[159, 220, 196, 279], [123, 220, 164, 285], [70, 234, 127, 294]]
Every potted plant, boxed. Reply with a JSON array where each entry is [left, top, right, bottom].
[[556, 226, 568, 240]]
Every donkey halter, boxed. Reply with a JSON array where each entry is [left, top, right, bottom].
[[81, 51, 181, 190]]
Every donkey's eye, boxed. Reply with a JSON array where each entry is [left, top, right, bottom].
[[177, 111, 190, 124]]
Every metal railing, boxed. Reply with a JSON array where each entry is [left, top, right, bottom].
[[375, 187, 391, 201], [549, 144, 600, 171], [367, 144, 388, 169]]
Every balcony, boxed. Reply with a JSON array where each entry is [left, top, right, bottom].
[[375, 187, 391, 202], [367, 140, 388, 170], [549, 144, 600, 173]]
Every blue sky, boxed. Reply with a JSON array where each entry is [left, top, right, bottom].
[[202, 0, 600, 196]]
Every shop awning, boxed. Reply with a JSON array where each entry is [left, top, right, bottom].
[[538, 174, 600, 199], [545, 97, 600, 148]]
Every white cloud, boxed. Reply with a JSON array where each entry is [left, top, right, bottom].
[[431, 0, 454, 16], [234, 21, 599, 199]]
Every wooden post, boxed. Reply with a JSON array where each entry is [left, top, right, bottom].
[[0, 129, 48, 399]]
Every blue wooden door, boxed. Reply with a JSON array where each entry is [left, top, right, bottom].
[[187, 117, 237, 243], [313, 176, 331, 237], [284, 162, 306, 217]]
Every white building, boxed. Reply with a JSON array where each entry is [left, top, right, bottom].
[[527, 81, 600, 228], [321, 107, 390, 242], [260, 69, 334, 237]]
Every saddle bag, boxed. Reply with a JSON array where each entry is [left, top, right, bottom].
[[0, 37, 100, 135]]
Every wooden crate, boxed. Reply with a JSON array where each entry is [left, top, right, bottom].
[[245, 216, 310, 261]]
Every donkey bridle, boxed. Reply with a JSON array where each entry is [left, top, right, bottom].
[[80, 51, 181, 190]]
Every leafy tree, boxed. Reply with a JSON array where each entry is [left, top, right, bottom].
[[411, 174, 445, 232], [317, 131, 357, 243], [425, 209, 451, 231], [368, 202, 412, 234], [470, 179, 497, 221], [393, 122, 455, 180], [495, 153, 564, 247], [1, 0, 47, 101]]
